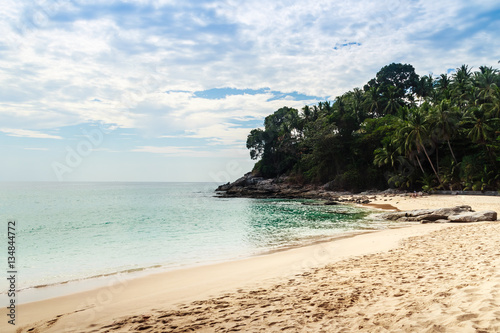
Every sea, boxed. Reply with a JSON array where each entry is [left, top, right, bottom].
[[0, 182, 395, 303]]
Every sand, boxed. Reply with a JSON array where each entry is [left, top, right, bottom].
[[364, 193, 500, 213], [2, 194, 499, 332]]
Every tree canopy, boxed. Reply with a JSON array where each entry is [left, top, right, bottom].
[[246, 63, 500, 192]]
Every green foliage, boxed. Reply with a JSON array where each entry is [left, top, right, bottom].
[[245, 63, 500, 192]]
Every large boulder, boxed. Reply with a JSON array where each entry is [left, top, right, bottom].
[[380, 205, 472, 221], [448, 211, 497, 222], [432, 206, 472, 216]]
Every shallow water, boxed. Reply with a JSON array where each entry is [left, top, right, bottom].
[[0, 182, 391, 292]]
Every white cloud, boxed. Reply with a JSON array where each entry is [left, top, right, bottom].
[[132, 146, 200, 154], [1, 0, 499, 165], [185, 123, 254, 146], [129, 90, 316, 138], [132, 145, 248, 158], [24, 147, 49, 151], [0, 128, 63, 139]]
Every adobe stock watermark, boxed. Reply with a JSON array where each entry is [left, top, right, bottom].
[[63, 274, 129, 332], [51, 65, 162, 181], [209, 160, 244, 186], [7, 0, 70, 50], [51, 124, 110, 181]]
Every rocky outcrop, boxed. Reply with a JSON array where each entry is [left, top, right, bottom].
[[215, 176, 498, 223], [216, 173, 338, 199], [380, 206, 498, 223], [448, 211, 497, 222], [381, 206, 472, 221], [215, 173, 378, 202]]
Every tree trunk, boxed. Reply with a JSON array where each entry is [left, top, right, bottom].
[[436, 144, 439, 174], [416, 155, 425, 175], [447, 139, 457, 163], [422, 145, 442, 185]]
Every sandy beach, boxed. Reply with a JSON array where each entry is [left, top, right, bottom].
[[2, 194, 499, 332]]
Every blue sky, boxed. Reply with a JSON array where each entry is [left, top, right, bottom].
[[1, 0, 499, 182]]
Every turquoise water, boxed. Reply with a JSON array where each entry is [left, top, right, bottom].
[[0, 182, 389, 292]]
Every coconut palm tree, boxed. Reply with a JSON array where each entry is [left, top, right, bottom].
[[415, 74, 434, 104], [436, 73, 451, 100], [400, 109, 442, 185], [451, 65, 473, 113], [473, 66, 499, 102], [464, 108, 495, 145], [364, 87, 381, 117], [383, 86, 403, 115], [351, 88, 365, 123], [482, 85, 500, 118], [430, 99, 459, 163]]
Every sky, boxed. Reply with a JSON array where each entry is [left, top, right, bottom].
[[1, 0, 499, 182]]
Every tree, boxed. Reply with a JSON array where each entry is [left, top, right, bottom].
[[436, 73, 451, 100], [400, 109, 442, 185], [474, 66, 499, 102], [244, 62, 500, 192], [451, 64, 473, 112], [246, 129, 266, 160], [415, 74, 435, 103], [464, 108, 495, 146], [246, 107, 301, 177], [382, 85, 403, 115], [363, 86, 382, 117], [366, 63, 420, 99], [430, 99, 459, 163]]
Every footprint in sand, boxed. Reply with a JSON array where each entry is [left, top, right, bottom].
[[456, 313, 479, 321]]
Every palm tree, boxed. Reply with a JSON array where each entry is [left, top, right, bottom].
[[462, 107, 500, 172], [334, 96, 347, 117], [415, 74, 434, 104], [430, 99, 459, 163], [351, 88, 365, 123], [436, 73, 452, 100], [482, 85, 500, 118], [464, 108, 494, 145], [451, 64, 473, 113], [473, 66, 499, 102], [383, 86, 402, 115], [364, 87, 381, 117], [373, 145, 402, 170], [400, 109, 442, 185]]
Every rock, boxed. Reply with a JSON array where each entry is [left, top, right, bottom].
[[380, 211, 408, 220], [448, 211, 497, 222], [380, 206, 473, 222], [432, 206, 472, 216], [421, 219, 449, 224], [416, 213, 449, 221], [216, 182, 231, 191], [231, 174, 249, 187], [301, 190, 323, 198], [322, 181, 336, 191]]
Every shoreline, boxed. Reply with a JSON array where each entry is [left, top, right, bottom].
[[5, 200, 392, 305], [5, 210, 400, 306], [2, 223, 454, 333], [2, 194, 499, 332], [8, 228, 378, 306]]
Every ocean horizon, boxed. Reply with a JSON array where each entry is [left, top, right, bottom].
[[0, 181, 395, 302]]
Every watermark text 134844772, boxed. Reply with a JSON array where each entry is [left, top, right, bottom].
[[6, 220, 17, 326]]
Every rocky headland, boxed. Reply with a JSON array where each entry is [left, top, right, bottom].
[[215, 172, 384, 204]]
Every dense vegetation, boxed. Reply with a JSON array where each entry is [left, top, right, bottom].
[[246, 63, 500, 192]]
